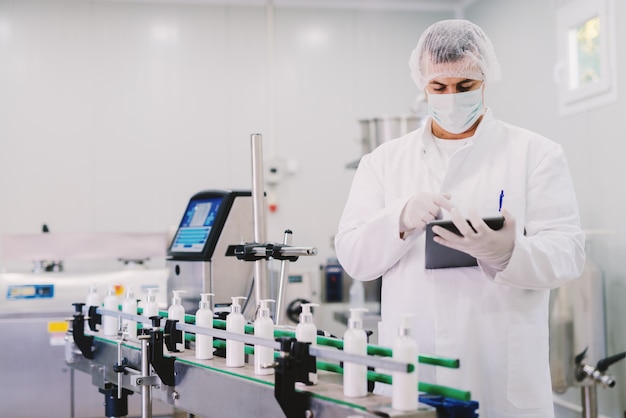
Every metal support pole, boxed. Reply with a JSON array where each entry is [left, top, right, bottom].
[[251, 133, 269, 311], [117, 338, 123, 400], [140, 336, 152, 418], [70, 367, 75, 418], [581, 385, 598, 418], [275, 230, 292, 325]]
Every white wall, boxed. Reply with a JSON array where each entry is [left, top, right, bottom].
[[467, 1, 626, 416], [0, 0, 450, 274]]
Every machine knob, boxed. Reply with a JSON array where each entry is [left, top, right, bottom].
[[149, 315, 162, 328], [72, 302, 85, 314]]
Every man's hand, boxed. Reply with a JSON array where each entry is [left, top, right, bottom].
[[400, 193, 453, 234], [432, 208, 516, 271]]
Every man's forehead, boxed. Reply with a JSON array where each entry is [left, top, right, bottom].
[[421, 57, 483, 82], [428, 77, 479, 85]]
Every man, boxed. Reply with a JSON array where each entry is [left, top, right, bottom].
[[335, 19, 585, 417]]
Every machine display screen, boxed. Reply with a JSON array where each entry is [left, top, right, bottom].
[[170, 196, 224, 253]]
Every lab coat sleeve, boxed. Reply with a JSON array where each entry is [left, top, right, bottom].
[[493, 144, 586, 289], [334, 154, 417, 281]]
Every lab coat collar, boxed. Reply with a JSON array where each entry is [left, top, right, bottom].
[[420, 108, 496, 151], [419, 108, 497, 184]]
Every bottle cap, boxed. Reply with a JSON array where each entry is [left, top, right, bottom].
[[299, 302, 320, 324], [199, 293, 214, 310], [230, 296, 247, 314], [171, 290, 187, 305], [399, 314, 415, 337], [147, 287, 158, 302], [348, 307, 368, 329], [258, 299, 275, 319]]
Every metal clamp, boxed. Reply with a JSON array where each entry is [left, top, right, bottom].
[[164, 319, 182, 353], [146, 316, 176, 387], [69, 303, 96, 359], [575, 348, 626, 388], [274, 337, 313, 418], [132, 375, 160, 387]]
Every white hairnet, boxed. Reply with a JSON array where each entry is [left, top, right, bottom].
[[409, 19, 501, 89]]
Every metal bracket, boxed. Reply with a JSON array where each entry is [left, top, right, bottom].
[[575, 347, 626, 388], [132, 375, 160, 387], [274, 337, 313, 418], [70, 303, 96, 359], [88, 305, 102, 332], [147, 316, 176, 387], [164, 319, 182, 353], [227, 242, 316, 262]]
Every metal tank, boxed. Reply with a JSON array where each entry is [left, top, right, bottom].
[[548, 237, 626, 418], [346, 115, 423, 170], [359, 115, 422, 155], [549, 254, 606, 392]]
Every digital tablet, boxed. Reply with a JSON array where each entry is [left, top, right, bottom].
[[424, 216, 505, 269]]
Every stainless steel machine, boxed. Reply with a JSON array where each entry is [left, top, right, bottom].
[[165, 189, 256, 313], [165, 135, 318, 323], [61, 134, 478, 418], [64, 301, 474, 418], [549, 249, 626, 418], [0, 267, 171, 418], [346, 115, 423, 170], [0, 230, 172, 418]]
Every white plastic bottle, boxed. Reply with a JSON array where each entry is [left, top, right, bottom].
[[102, 285, 119, 336], [122, 287, 138, 339], [392, 315, 418, 412], [254, 299, 275, 375], [226, 296, 247, 368], [195, 293, 214, 360], [168, 290, 187, 352], [86, 284, 101, 310], [349, 279, 365, 309], [343, 307, 368, 398], [85, 284, 100, 334], [295, 302, 320, 384], [142, 288, 160, 328]]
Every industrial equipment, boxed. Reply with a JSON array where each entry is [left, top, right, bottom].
[[63, 302, 476, 418], [0, 262, 171, 418], [0, 232, 171, 417], [346, 115, 422, 170], [165, 189, 256, 313], [59, 134, 477, 418], [549, 242, 626, 418]]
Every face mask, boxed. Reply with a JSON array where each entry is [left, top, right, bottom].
[[427, 88, 484, 135]]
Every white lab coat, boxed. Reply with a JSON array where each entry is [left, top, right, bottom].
[[335, 109, 586, 418]]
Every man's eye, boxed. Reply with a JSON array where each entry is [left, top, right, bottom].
[[433, 86, 446, 92], [458, 84, 473, 92]]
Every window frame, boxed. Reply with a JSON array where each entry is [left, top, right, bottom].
[[555, 0, 617, 116]]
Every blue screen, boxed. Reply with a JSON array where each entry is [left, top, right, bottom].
[[170, 196, 223, 253]]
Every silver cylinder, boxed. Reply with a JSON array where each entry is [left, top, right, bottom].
[[141, 337, 152, 418], [275, 230, 293, 325], [581, 385, 598, 418], [117, 341, 123, 399], [251, 134, 269, 310]]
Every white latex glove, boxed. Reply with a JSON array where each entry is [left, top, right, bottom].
[[432, 208, 516, 271], [400, 193, 453, 234]]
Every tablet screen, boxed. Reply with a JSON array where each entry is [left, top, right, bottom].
[[424, 217, 504, 269]]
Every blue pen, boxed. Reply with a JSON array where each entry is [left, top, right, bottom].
[[498, 190, 504, 212]]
